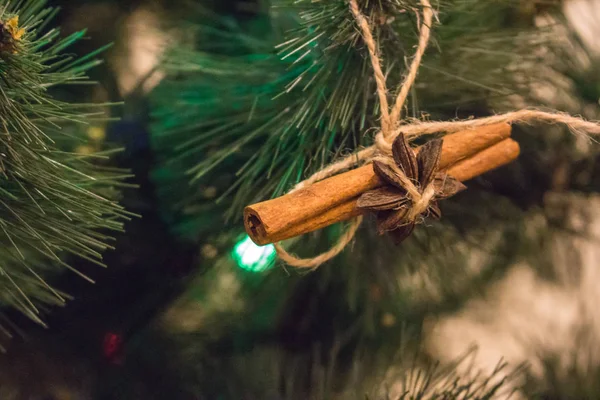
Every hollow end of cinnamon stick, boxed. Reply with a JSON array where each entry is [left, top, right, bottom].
[[244, 208, 270, 246]]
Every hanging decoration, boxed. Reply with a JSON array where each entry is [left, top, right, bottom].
[[243, 0, 600, 268]]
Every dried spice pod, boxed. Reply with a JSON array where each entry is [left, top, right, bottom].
[[356, 133, 466, 243]]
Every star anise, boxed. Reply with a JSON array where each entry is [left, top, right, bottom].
[[357, 133, 466, 244]]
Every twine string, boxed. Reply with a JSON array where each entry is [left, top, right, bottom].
[[348, 0, 392, 136], [388, 1, 434, 131], [295, 109, 600, 192], [274, 216, 364, 268], [274, 0, 600, 268]]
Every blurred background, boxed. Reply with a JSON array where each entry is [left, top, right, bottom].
[[2, 0, 600, 399]]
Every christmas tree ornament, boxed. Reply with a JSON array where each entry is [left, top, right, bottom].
[[245, 123, 518, 246], [243, 0, 600, 268]]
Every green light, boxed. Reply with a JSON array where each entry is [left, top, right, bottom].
[[232, 235, 276, 272]]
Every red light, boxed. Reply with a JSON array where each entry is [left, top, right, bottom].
[[103, 332, 124, 364]]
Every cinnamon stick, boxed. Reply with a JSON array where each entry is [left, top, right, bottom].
[[245, 123, 516, 245], [446, 137, 520, 181], [251, 138, 520, 244]]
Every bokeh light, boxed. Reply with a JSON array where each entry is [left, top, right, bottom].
[[232, 235, 276, 272]]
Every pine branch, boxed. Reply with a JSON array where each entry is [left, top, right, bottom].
[[149, 0, 580, 330], [150, 0, 553, 235], [0, 0, 131, 325], [115, 307, 524, 400]]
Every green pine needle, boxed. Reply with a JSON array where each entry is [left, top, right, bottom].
[[0, 0, 131, 324]]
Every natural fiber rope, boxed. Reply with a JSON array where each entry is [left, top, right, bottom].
[[274, 0, 600, 268], [349, 0, 392, 136], [388, 1, 434, 130], [295, 109, 600, 191], [274, 216, 364, 268]]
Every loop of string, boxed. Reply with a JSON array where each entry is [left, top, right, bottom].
[[274, 216, 364, 268], [274, 0, 600, 268]]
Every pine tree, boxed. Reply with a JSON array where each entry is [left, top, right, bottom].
[[0, 0, 131, 328], [147, 0, 588, 397], [2, 0, 596, 398]]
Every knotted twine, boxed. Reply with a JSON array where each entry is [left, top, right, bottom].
[[274, 0, 600, 268]]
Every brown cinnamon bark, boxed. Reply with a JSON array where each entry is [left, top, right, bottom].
[[245, 123, 516, 245]]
